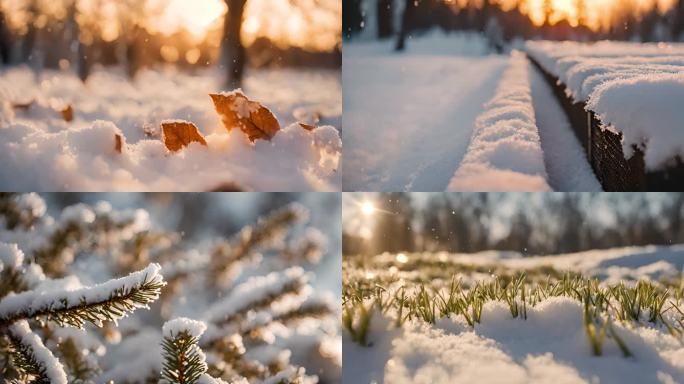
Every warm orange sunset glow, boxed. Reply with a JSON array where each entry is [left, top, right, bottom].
[[151, 0, 342, 50], [522, 0, 676, 28], [450, 0, 678, 29], [3, 0, 341, 51]]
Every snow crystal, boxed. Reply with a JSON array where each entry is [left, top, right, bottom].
[[162, 317, 207, 339], [0, 242, 24, 269], [9, 320, 68, 384], [448, 52, 551, 191]]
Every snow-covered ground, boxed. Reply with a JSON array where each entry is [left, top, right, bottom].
[[343, 246, 684, 384], [343, 32, 599, 191], [343, 32, 507, 191], [0, 66, 341, 191]]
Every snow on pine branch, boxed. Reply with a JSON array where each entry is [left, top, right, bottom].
[[210, 203, 309, 286], [448, 52, 551, 192], [161, 318, 210, 384], [205, 267, 310, 328], [0, 193, 46, 230], [0, 242, 24, 270], [7, 320, 68, 384], [0, 263, 165, 327]]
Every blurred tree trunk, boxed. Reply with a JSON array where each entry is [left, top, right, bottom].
[[125, 25, 143, 79], [222, 0, 247, 89], [22, 0, 38, 61], [77, 42, 90, 82], [395, 0, 415, 51], [377, 0, 394, 38], [0, 6, 10, 64], [675, 0, 684, 40]]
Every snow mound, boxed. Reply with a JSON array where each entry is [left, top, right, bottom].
[[346, 297, 684, 384], [448, 52, 550, 191]]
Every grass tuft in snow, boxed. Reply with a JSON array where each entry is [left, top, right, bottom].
[[344, 266, 684, 357]]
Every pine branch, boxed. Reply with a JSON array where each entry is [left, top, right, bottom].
[[210, 204, 308, 286], [243, 301, 333, 340], [6, 320, 67, 384], [205, 268, 309, 328], [206, 335, 266, 381], [0, 193, 45, 230], [0, 243, 46, 302], [0, 264, 165, 328], [161, 318, 209, 384], [31, 202, 150, 275]]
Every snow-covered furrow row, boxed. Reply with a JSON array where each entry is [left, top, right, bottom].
[[448, 52, 551, 192]]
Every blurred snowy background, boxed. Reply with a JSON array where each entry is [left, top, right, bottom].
[[45, 192, 342, 295]]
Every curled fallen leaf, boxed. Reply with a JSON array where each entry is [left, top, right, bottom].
[[209, 91, 280, 142], [299, 122, 316, 132], [115, 134, 123, 154], [61, 105, 74, 122], [161, 120, 207, 152]]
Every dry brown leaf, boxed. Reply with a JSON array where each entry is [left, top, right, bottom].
[[12, 100, 34, 110], [161, 121, 208, 152], [209, 92, 280, 142], [299, 122, 316, 132], [115, 134, 123, 154], [61, 105, 74, 122]]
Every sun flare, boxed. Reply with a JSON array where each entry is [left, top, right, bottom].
[[361, 201, 376, 216]]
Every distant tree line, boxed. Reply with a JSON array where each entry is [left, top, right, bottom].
[[344, 0, 684, 51], [343, 193, 684, 256], [0, 0, 341, 87]]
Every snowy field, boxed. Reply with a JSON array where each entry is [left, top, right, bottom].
[[343, 246, 684, 383], [343, 32, 600, 192], [0, 66, 341, 191]]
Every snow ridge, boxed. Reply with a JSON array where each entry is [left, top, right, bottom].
[[448, 52, 551, 192]]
